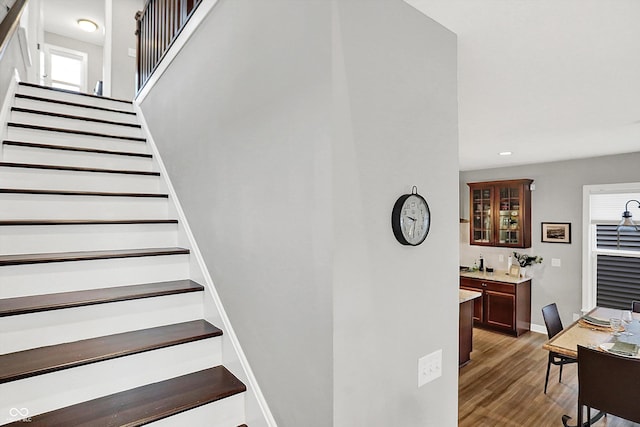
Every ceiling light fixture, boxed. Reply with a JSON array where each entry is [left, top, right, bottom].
[[499, 151, 512, 156], [77, 19, 98, 33]]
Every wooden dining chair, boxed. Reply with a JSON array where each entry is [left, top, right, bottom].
[[632, 300, 640, 313], [542, 303, 577, 394], [577, 345, 640, 425]]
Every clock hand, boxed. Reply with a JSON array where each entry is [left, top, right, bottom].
[[407, 216, 416, 221]]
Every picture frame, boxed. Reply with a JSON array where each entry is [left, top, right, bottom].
[[509, 264, 520, 277], [541, 222, 571, 244]]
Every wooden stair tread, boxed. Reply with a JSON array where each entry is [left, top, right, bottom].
[[0, 320, 221, 383], [11, 107, 142, 128], [0, 219, 178, 226], [2, 140, 152, 158], [0, 247, 190, 266], [6, 366, 245, 426], [19, 82, 133, 104], [0, 161, 160, 176], [0, 188, 168, 198], [15, 93, 137, 116], [0, 279, 203, 317], [8, 123, 146, 142]]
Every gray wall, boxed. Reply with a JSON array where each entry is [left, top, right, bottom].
[[44, 32, 103, 93], [110, 0, 140, 99], [460, 152, 640, 327], [0, 35, 25, 104], [140, 0, 459, 425]]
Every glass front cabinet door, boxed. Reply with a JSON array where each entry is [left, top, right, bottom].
[[468, 179, 533, 248]]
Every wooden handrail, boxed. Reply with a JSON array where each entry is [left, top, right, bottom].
[[135, 0, 203, 93], [0, 0, 29, 61]]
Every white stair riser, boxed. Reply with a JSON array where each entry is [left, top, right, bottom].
[[16, 85, 134, 113], [0, 223, 178, 255], [1, 292, 204, 353], [0, 167, 161, 193], [10, 110, 143, 139], [0, 339, 222, 419], [151, 393, 245, 427], [2, 144, 154, 171], [13, 97, 138, 124], [7, 126, 146, 151], [0, 255, 190, 298], [0, 193, 169, 220]]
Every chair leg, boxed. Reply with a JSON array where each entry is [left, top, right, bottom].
[[578, 403, 583, 427], [559, 363, 564, 383], [586, 406, 591, 427], [544, 354, 552, 394]]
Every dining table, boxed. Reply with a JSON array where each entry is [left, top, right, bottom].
[[543, 306, 640, 427]]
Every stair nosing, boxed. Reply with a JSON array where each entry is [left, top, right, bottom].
[[0, 320, 221, 383], [0, 279, 204, 317], [15, 93, 137, 116], [0, 219, 178, 226], [11, 107, 142, 128], [0, 188, 168, 198], [0, 247, 190, 267], [8, 122, 146, 142], [2, 140, 153, 158], [0, 161, 160, 176], [7, 366, 245, 426], [18, 82, 133, 105]]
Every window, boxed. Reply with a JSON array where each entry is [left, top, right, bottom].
[[43, 44, 88, 93], [582, 184, 640, 311]]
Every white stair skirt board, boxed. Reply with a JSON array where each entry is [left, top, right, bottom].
[[0, 167, 161, 193], [0, 292, 205, 353], [0, 223, 178, 255], [0, 193, 170, 220], [2, 143, 154, 171], [9, 110, 144, 139], [0, 338, 222, 418], [150, 393, 246, 427], [0, 255, 190, 298], [6, 126, 147, 152], [13, 96, 139, 124], [16, 85, 135, 113]]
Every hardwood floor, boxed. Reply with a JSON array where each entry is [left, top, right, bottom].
[[459, 328, 640, 427]]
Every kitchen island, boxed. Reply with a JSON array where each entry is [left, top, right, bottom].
[[459, 289, 482, 367]]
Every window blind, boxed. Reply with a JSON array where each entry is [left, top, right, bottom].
[[596, 225, 640, 250], [596, 255, 640, 310]]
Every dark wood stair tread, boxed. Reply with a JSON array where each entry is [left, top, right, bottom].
[[15, 93, 137, 116], [11, 107, 142, 128], [19, 82, 133, 104], [0, 161, 160, 176], [0, 219, 178, 226], [0, 247, 190, 266], [0, 188, 168, 198], [2, 140, 152, 158], [8, 123, 146, 142], [0, 279, 203, 317], [6, 366, 245, 426], [0, 320, 222, 383]]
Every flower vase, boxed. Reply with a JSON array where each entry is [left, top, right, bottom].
[[520, 267, 526, 278]]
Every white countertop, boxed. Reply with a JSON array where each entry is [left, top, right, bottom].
[[460, 269, 530, 284], [459, 289, 482, 303]]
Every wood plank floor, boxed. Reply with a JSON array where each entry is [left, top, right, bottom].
[[459, 328, 640, 427]]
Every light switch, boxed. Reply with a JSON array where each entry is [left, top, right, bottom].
[[128, 48, 136, 58], [418, 349, 442, 387], [551, 258, 561, 267]]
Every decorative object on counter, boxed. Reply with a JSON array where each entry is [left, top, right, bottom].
[[479, 253, 484, 272], [616, 199, 640, 249], [541, 222, 571, 243], [513, 251, 543, 278], [391, 186, 431, 246], [509, 264, 520, 277]]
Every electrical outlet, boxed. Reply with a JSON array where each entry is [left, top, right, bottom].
[[418, 349, 442, 387], [552, 258, 561, 267], [498, 254, 504, 262]]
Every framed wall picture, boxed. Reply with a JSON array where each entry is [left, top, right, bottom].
[[541, 222, 571, 244]]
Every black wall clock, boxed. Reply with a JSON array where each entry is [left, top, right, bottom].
[[391, 186, 431, 246]]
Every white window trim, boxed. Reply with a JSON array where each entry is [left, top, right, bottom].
[[582, 182, 640, 312], [43, 44, 88, 92]]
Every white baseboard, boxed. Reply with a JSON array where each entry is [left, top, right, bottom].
[[530, 323, 546, 335]]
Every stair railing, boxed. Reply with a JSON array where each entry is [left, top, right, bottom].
[[135, 0, 203, 93], [0, 0, 28, 61]]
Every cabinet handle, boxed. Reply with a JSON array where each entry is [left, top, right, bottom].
[[482, 283, 487, 287]]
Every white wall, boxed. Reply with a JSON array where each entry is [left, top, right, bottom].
[[44, 32, 103, 92], [460, 151, 640, 328], [108, 0, 140, 100], [140, 0, 459, 425]]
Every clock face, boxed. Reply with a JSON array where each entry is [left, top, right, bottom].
[[392, 193, 431, 246]]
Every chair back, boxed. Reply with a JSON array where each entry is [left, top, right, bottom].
[[542, 303, 564, 339], [632, 300, 640, 313], [577, 345, 640, 423]]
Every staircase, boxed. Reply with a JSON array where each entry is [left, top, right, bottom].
[[0, 82, 248, 426]]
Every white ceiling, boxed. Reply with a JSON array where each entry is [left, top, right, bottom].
[[407, 0, 640, 171], [43, 0, 105, 46]]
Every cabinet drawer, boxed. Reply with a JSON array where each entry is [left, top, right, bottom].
[[460, 277, 515, 294], [460, 278, 483, 290]]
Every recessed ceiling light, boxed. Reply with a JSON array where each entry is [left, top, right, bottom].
[[77, 19, 98, 33], [499, 151, 512, 156]]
